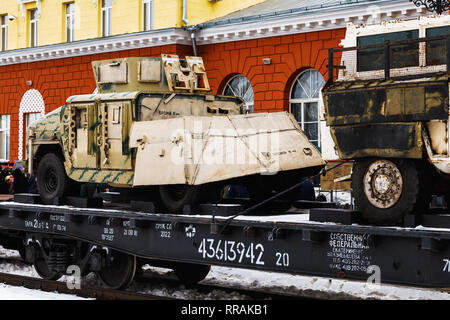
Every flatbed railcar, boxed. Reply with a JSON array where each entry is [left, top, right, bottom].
[[0, 195, 449, 289]]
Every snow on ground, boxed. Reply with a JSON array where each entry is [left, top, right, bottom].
[[0, 247, 90, 300], [316, 189, 353, 207], [135, 264, 450, 300], [204, 266, 450, 300], [0, 283, 87, 300]]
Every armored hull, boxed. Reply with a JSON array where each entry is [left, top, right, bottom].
[[27, 55, 325, 211]]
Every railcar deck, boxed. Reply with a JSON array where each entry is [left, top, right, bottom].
[[0, 195, 449, 288]]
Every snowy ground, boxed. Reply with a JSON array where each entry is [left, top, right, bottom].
[[204, 266, 450, 300], [0, 248, 89, 300], [0, 282, 87, 300]]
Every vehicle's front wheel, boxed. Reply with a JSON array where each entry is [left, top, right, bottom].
[[37, 153, 72, 204], [159, 184, 200, 213], [352, 158, 424, 225]]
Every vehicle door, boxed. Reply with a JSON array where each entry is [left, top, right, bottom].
[[70, 103, 99, 169], [99, 101, 133, 170]]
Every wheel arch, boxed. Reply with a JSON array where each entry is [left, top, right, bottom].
[[33, 143, 65, 174]]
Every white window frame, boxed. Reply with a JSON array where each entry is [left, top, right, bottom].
[[29, 9, 38, 47], [101, 0, 112, 37], [0, 15, 7, 51], [65, 2, 75, 42], [142, 0, 153, 31], [25, 112, 41, 129], [289, 69, 324, 148], [0, 115, 10, 162]]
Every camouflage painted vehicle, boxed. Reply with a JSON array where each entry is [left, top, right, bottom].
[[27, 54, 325, 212], [323, 16, 450, 225]]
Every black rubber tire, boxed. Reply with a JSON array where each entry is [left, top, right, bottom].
[[159, 185, 200, 213], [37, 153, 71, 205], [173, 263, 211, 284], [352, 158, 422, 225], [247, 182, 274, 202]]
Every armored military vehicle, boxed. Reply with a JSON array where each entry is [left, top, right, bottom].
[[323, 16, 450, 225], [27, 54, 325, 212]]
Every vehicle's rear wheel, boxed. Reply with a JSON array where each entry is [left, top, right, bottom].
[[37, 153, 73, 205], [159, 185, 200, 213], [352, 158, 424, 225]]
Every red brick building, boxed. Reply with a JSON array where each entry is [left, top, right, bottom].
[[0, 0, 426, 162]]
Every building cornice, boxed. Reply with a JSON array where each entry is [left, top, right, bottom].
[[0, 0, 430, 66], [195, 0, 427, 44], [0, 28, 191, 66]]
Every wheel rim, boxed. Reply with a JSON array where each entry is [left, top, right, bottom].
[[43, 167, 59, 195], [96, 250, 136, 289], [363, 160, 403, 209]]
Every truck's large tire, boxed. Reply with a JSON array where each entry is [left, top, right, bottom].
[[352, 158, 424, 225], [159, 185, 200, 213], [37, 153, 72, 205]]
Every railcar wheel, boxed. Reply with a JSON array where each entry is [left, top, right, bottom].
[[96, 250, 136, 289], [37, 153, 71, 205], [159, 185, 200, 213], [352, 158, 422, 225], [173, 263, 211, 284], [34, 258, 62, 281]]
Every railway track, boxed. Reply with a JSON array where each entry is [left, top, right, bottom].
[[0, 254, 308, 300], [0, 271, 174, 300], [135, 270, 309, 300], [2, 253, 449, 300]]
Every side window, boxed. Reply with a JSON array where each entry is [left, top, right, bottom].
[[29, 9, 38, 48], [0, 115, 10, 162], [426, 25, 450, 66], [223, 75, 254, 113], [357, 30, 419, 72], [65, 2, 75, 42], [101, 0, 113, 37], [142, 0, 153, 31], [1, 15, 7, 51]]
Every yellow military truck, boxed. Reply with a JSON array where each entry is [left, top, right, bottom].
[[323, 16, 450, 225], [26, 54, 325, 212]]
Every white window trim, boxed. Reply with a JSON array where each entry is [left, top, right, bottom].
[[1, 15, 7, 51], [223, 74, 254, 113], [0, 115, 10, 163], [142, 0, 154, 31], [29, 9, 38, 47], [289, 69, 324, 148], [65, 2, 75, 42], [25, 112, 41, 128], [101, 0, 112, 37]]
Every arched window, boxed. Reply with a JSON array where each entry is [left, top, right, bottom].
[[223, 75, 254, 113], [19, 89, 45, 160], [290, 69, 325, 148]]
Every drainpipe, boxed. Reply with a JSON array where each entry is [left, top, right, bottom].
[[182, 0, 189, 26], [187, 26, 198, 56], [182, 0, 199, 56]]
